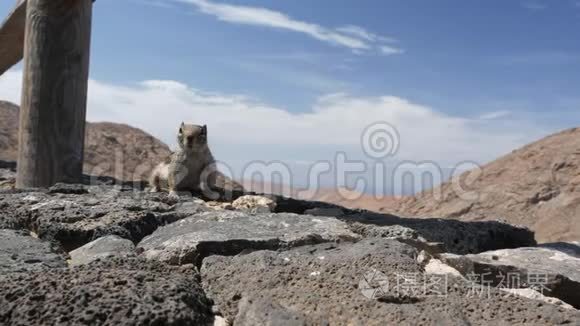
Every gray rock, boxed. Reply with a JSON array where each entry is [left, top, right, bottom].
[[1, 176, 577, 324], [1, 181, 535, 258], [303, 207, 344, 217], [267, 195, 350, 215], [424, 259, 463, 277], [0, 167, 15, 190], [0, 161, 17, 170], [138, 211, 360, 265], [232, 195, 277, 213], [441, 246, 580, 309], [344, 212, 536, 255], [201, 239, 580, 325], [539, 241, 580, 258], [349, 222, 445, 255], [0, 167, 15, 181], [499, 288, 575, 310], [0, 258, 213, 325], [213, 316, 229, 326], [205, 201, 235, 211], [69, 235, 136, 266], [0, 229, 67, 273], [48, 183, 88, 194], [255, 195, 535, 256], [234, 296, 308, 326], [350, 222, 420, 239], [0, 187, 208, 251]]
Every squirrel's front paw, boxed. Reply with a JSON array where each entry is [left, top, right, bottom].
[[168, 190, 180, 200]]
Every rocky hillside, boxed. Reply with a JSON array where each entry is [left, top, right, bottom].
[[0, 101, 171, 181], [0, 164, 579, 324], [0, 101, 18, 161], [396, 128, 580, 243]]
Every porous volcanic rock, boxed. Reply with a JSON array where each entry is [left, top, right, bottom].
[[233, 296, 308, 326], [0, 162, 15, 188], [201, 239, 580, 325], [0, 258, 213, 325], [539, 241, 580, 258], [344, 211, 536, 255], [441, 246, 580, 309], [500, 288, 575, 310], [0, 185, 209, 251], [231, 195, 277, 213], [0, 229, 67, 273], [137, 210, 361, 266], [0, 166, 537, 258], [69, 235, 136, 266], [268, 195, 350, 215], [0, 163, 578, 324]]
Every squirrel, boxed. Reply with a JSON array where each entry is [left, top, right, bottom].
[[149, 122, 243, 199]]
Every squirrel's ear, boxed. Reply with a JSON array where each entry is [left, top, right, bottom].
[[179, 122, 184, 133]]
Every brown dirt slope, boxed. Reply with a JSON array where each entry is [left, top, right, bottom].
[[0, 101, 171, 181], [396, 128, 580, 243], [0, 101, 18, 162]]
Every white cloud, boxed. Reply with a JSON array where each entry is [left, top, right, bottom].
[[335, 25, 378, 42], [175, 0, 403, 55], [380, 45, 405, 56], [0, 70, 21, 103], [478, 110, 511, 120], [0, 70, 547, 172], [335, 25, 396, 43]]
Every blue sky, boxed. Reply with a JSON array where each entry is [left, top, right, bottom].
[[1, 0, 579, 193], [96, 0, 579, 115]]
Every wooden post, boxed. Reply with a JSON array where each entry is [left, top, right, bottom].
[[16, 0, 93, 188]]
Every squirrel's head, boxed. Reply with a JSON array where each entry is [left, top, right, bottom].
[[177, 122, 207, 150]]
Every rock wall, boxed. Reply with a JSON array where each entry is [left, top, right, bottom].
[[0, 164, 579, 325]]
